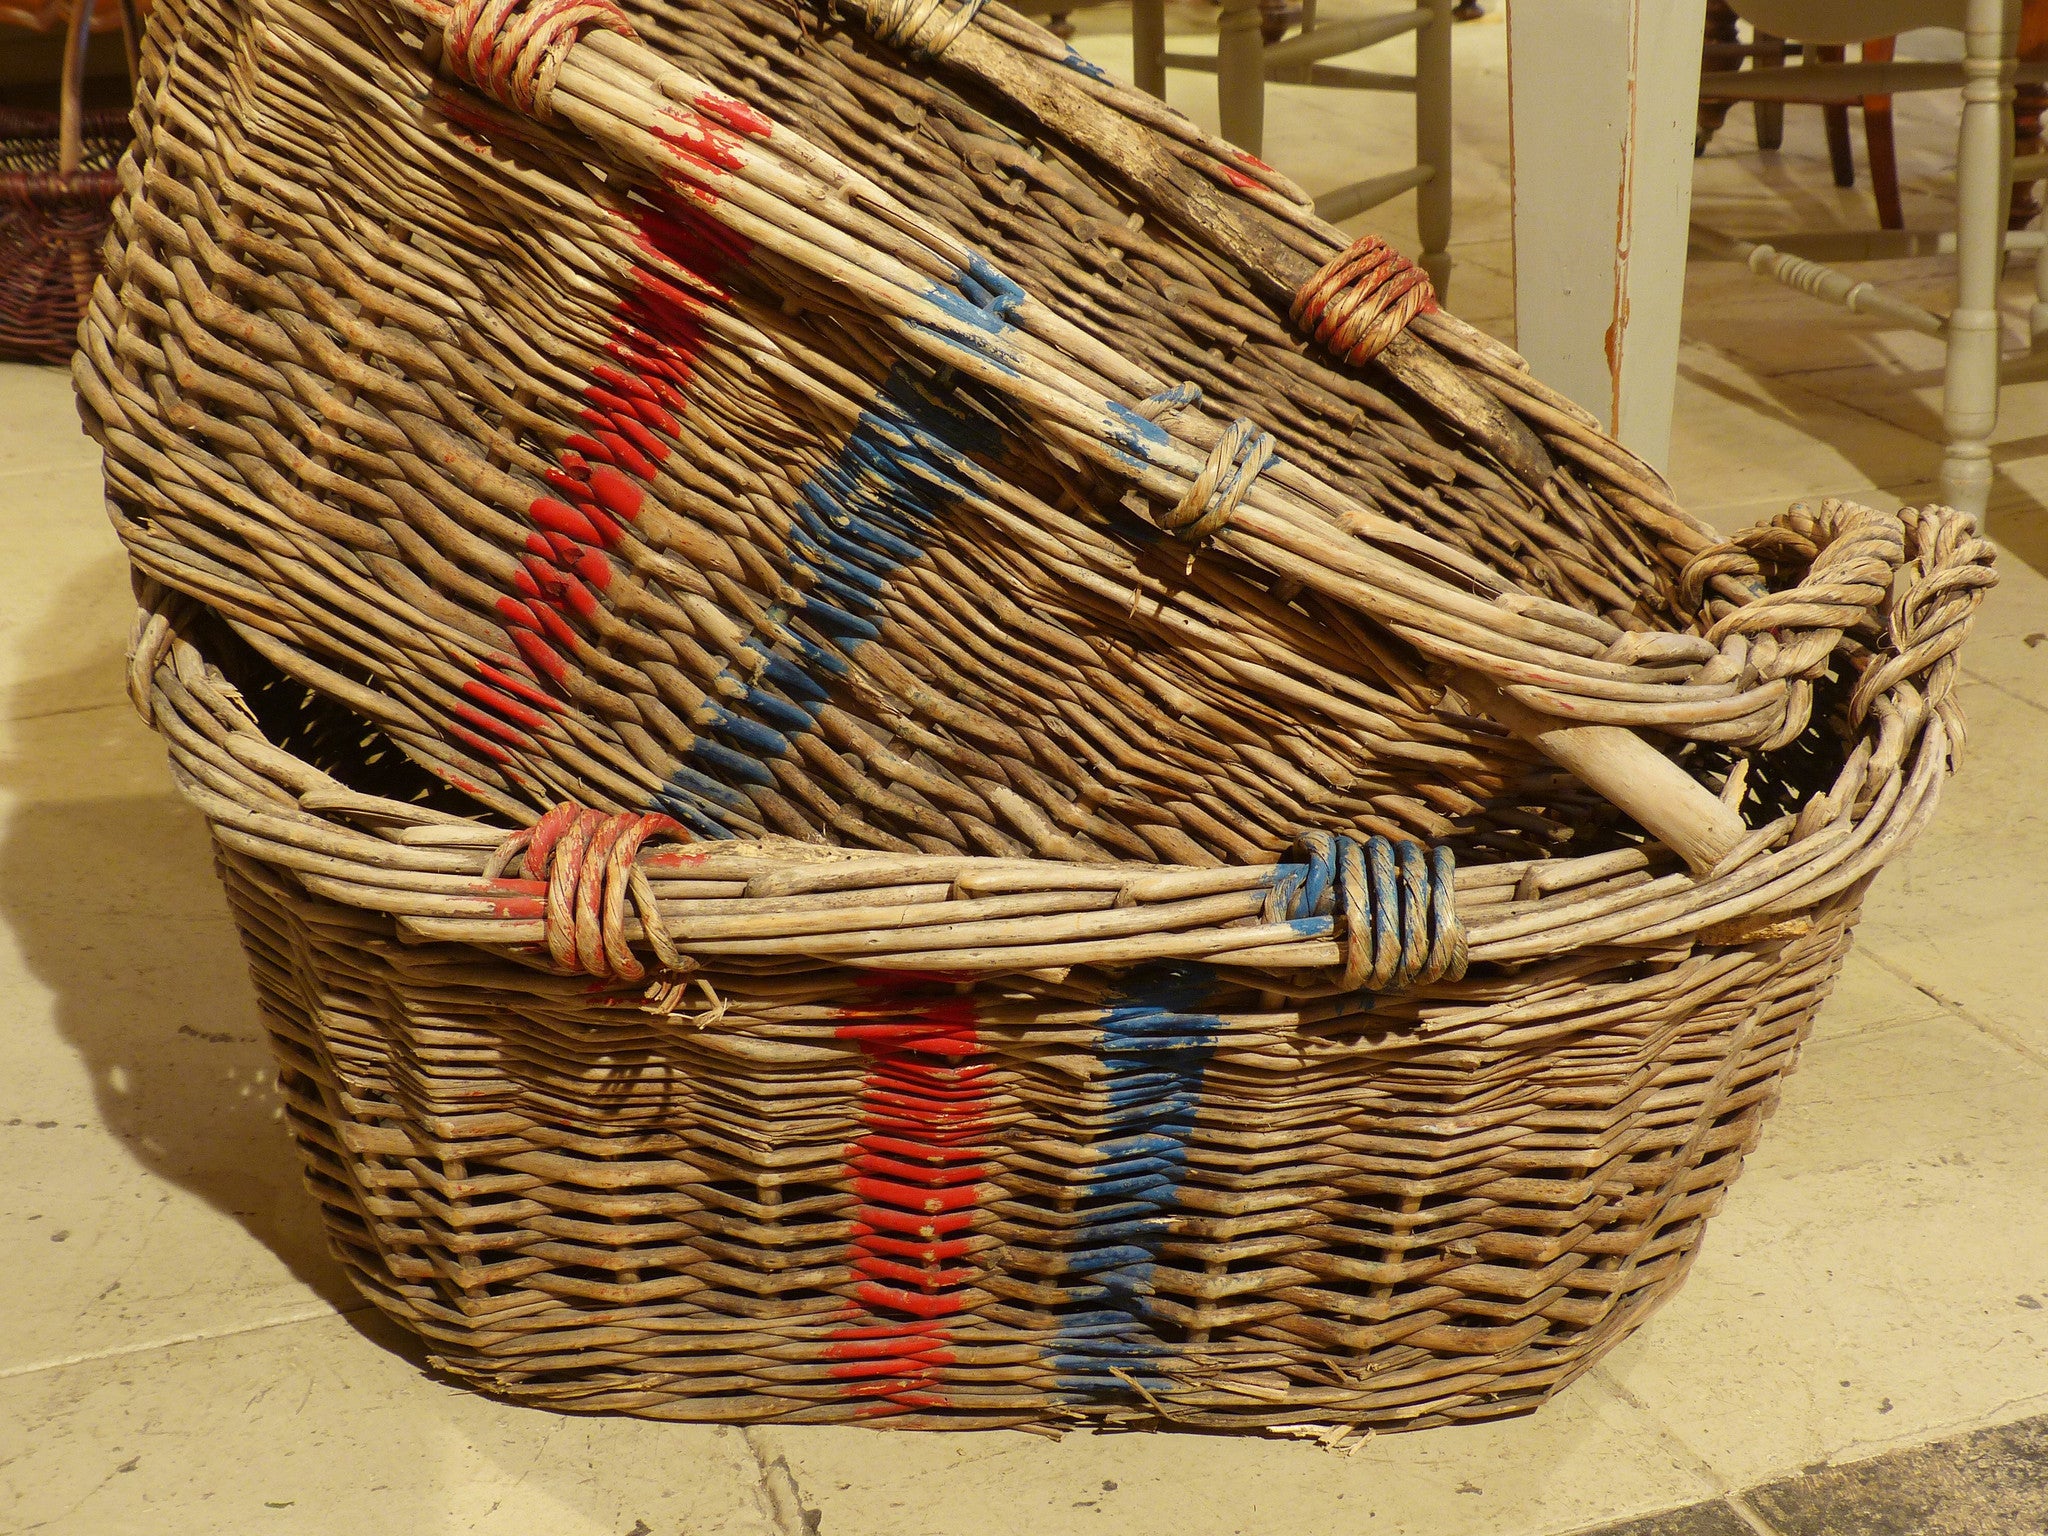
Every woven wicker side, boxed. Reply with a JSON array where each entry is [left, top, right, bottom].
[[78, 0, 1984, 875], [224, 841, 1844, 1429], [0, 103, 128, 362], [136, 587, 1910, 1430]]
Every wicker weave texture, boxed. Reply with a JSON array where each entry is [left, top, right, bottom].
[[0, 105, 127, 363], [84, 0, 1998, 1434], [78, 0, 1951, 860], [135, 572, 1951, 1428]]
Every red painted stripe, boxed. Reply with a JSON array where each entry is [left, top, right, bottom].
[[585, 464, 646, 522], [441, 152, 758, 788], [696, 90, 773, 141], [651, 108, 750, 175], [478, 662, 565, 715], [825, 981, 993, 1418]]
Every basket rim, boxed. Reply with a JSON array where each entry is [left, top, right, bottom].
[[127, 521, 1975, 990]]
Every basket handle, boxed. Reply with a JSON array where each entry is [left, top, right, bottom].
[[57, 0, 94, 175], [1454, 673, 1748, 876]]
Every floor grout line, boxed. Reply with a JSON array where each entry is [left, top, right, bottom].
[[0, 1299, 373, 1384], [1961, 663, 2048, 721], [1588, 1366, 1738, 1503], [1856, 946, 2048, 1076], [0, 699, 136, 727]]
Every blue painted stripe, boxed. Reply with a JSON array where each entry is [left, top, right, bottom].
[[644, 358, 1005, 833], [1048, 962, 1227, 1401]]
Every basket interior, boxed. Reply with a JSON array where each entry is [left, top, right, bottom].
[[188, 602, 1848, 865]]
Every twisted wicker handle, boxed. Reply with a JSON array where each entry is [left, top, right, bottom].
[[1682, 500, 1994, 749], [1462, 501, 1992, 873]]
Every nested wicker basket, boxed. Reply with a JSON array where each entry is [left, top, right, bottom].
[[85, 0, 1993, 1431]]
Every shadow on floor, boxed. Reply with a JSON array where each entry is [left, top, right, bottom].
[[0, 553, 355, 1312], [1677, 330, 2048, 578], [0, 556, 793, 1529]]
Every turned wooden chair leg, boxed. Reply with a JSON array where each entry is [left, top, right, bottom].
[[1754, 31, 1786, 149], [1862, 37, 1904, 230], [1940, 0, 2013, 519], [1818, 46, 1856, 187]]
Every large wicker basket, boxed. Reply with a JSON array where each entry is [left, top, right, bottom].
[[84, 0, 1993, 1432]]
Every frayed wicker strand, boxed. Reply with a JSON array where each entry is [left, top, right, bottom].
[[1291, 233, 1439, 366]]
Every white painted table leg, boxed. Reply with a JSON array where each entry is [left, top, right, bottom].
[[1506, 0, 1707, 472], [2033, 224, 2048, 350], [1941, 0, 2018, 519]]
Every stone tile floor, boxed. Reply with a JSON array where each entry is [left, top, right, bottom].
[[3, 5, 2047, 1534]]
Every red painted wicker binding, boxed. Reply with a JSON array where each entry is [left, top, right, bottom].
[[1290, 233, 1440, 367]]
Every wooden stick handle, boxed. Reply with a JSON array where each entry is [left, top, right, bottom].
[[1456, 672, 1746, 874], [59, 0, 95, 176]]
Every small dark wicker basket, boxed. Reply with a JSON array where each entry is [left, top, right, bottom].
[[0, 0, 135, 363]]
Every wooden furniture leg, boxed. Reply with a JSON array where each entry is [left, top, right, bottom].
[[2016, 79, 2046, 224], [2034, 205, 2048, 349], [1508, 0, 1708, 470], [1863, 36, 1905, 229], [1416, 0, 1453, 294], [1217, 0, 1265, 154], [1132, 0, 1167, 99], [2014, 0, 2048, 227], [1942, 0, 2016, 518], [1698, 0, 1740, 154], [1754, 30, 1786, 147], [1818, 45, 1857, 186]]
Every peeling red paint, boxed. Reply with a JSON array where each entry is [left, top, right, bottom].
[[696, 90, 773, 140], [652, 109, 750, 176]]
